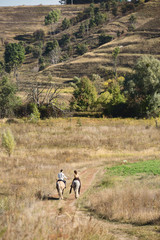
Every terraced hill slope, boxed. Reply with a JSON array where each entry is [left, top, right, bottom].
[[39, 0, 160, 83], [0, 0, 160, 92]]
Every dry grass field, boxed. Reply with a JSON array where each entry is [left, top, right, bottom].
[[1, 117, 160, 239]]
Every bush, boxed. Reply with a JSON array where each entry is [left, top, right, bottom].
[[2, 129, 16, 157], [25, 45, 33, 54], [32, 47, 42, 58], [33, 29, 45, 41], [121, 3, 135, 14], [45, 40, 59, 54], [99, 33, 113, 46], [39, 64, 46, 71], [76, 43, 88, 55], [70, 76, 97, 111], [62, 17, 70, 30], [38, 56, 45, 64], [0, 76, 21, 118], [29, 103, 40, 122], [59, 34, 70, 48]]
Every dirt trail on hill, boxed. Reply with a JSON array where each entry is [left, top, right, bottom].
[[32, 166, 138, 240]]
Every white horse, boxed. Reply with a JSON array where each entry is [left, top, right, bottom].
[[56, 181, 65, 200], [72, 180, 81, 199]]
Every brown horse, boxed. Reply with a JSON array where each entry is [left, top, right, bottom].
[[56, 181, 65, 200]]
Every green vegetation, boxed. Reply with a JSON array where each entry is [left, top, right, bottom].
[[76, 43, 88, 55], [125, 55, 160, 117], [70, 76, 97, 111], [0, 76, 21, 118], [44, 9, 60, 26], [106, 160, 160, 176], [1, 128, 16, 157], [4, 43, 25, 73], [33, 29, 45, 41], [45, 39, 59, 54], [62, 17, 70, 30], [29, 103, 41, 122], [99, 33, 113, 46]]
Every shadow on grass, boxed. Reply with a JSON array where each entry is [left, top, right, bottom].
[[43, 195, 59, 201], [35, 191, 60, 201]]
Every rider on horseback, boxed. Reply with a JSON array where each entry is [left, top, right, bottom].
[[57, 169, 67, 188], [69, 170, 81, 194]]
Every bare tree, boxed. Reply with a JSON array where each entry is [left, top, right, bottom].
[[26, 81, 62, 106], [50, 46, 61, 64]]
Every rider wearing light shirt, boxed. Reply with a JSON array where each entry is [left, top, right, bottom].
[[57, 169, 67, 187]]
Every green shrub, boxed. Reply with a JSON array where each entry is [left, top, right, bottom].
[[32, 47, 42, 58], [45, 40, 59, 54], [29, 103, 40, 122], [25, 45, 33, 54], [39, 64, 45, 71], [99, 33, 113, 46], [33, 29, 45, 41], [59, 34, 70, 48], [62, 17, 70, 30], [76, 43, 88, 55], [70, 76, 97, 111], [38, 56, 45, 65], [2, 129, 16, 157]]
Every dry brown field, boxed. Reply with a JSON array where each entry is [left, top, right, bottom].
[[1, 117, 160, 239]]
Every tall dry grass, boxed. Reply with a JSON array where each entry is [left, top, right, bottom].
[[88, 186, 160, 225], [0, 117, 160, 239]]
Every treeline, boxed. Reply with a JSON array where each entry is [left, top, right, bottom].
[[70, 55, 160, 118], [65, 0, 149, 5], [0, 55, 160, 119]]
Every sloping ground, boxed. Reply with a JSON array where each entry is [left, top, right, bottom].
[[0, 4, 86, 60], [38, 0, 160, 82], [0, 0, 160, 90]]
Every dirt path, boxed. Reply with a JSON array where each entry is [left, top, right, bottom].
[[29, 166, 139, 240]]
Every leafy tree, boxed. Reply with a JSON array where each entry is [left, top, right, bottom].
[[112, 47, 120, 78], [0, 76, 21, 118], [45, 10, 61, 25], [45, 39, 59, 54], [112, 4, 118, 16], [97, 76, 126, 115], [2, 129, 16, 157], [94, 12, 106, 25], [78, 23, 85, 37], [128, 14, 137, 31], [70, 76, 97, 111], [32, 47, 42, 58], [0, 61, 4, 75], [33, 29, 45, 41], [125, 55, 160, 117], [29, 103, 41, 122], [25, 45, 33, 54], [59, 34, 70, 47], [4, 43, 25, 73], [62, 17, 70, 30], [76, 43, 88, 55], [99, 33, 113, 46]]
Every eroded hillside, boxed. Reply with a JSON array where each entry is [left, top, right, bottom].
[[0, 0, 160, 91]]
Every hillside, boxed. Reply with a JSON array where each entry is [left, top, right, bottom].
[[39, 0, 160, 82], [0, 0, 160, 94]]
